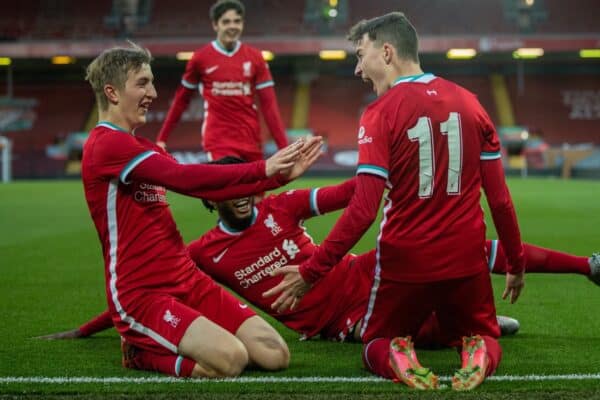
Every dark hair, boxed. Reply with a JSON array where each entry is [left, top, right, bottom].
[[347, 12, 419, 63], [209, 0, 245, 22], [201, 156, 247, 212]]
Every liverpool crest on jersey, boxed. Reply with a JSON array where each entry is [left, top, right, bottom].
[[243, 61, 252, 77]]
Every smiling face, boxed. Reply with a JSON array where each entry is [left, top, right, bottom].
[[215, 195, 255, 231], [354, 34, 389, 96], [113, 63, 157, 131], [213, 9, 244, 50]]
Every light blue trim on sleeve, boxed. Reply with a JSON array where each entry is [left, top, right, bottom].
[[181, 79, 198, 90], [488, 240, 498, 271], [256, 80, 274, 90], [310, 188, 320, 216], [481, 151, 502, 160], [119, 151, 157, 184], [356, 164, 389, 180]]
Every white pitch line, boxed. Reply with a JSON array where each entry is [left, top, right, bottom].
[[1, 374, 600, 384]]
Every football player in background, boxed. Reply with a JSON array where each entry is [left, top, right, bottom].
[[156, 0, 288, 161], [79, 42, 321, 378], [40, 157, 599, 377]]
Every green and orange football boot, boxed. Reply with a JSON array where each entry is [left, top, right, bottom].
[[389, 336, 439, 390], [452, 335, 489, 391]]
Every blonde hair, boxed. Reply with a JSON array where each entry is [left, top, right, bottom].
[[85, 42, 152, 111]]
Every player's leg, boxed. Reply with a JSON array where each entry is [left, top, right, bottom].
[[360, 278, 438, 389], [184, 271, 288, 372], [434, 272, 502, 390], [235, 316, 290, 370], [121, 338, 199, 377], [588, 253, 600, 285], [177, 316, 249, 378], [487, 240, 591, 276]]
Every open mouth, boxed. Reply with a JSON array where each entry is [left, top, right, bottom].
[[233, 198, 251, 213], [139, 102, 152, 113]]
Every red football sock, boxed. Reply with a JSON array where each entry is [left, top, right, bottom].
[[134, 349, 196, 377], [481, 335, 502, 377], [362, 338, 394, 380], [492, 242, 590, 275]]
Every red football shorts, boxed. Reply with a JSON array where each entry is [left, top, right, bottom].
[[113, 271, 256, 355], [360, 270, 500, 347]]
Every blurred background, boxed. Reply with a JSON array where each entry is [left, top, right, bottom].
[[0, 0, 599, 181]]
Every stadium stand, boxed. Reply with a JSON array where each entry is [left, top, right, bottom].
[[0, 0, 597, 178], [505, 74, 600, 145], [2, 82, 92, 178], [3, 0, 598, 40]]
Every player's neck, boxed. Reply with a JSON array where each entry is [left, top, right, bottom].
[[216, 38, 238, 52], [389, 58, 422, 81], [98, 109, 134, 134]]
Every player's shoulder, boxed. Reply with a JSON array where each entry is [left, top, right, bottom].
[[256, 193, 279, 210], [190, 43, 216, 62], [90, 124, 136, 148], [194, 43, 214, 55], [191, 226, 221, 249], [240, 43, 265, 61]]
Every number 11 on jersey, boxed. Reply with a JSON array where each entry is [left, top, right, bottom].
[[407, 112, 463, 198]]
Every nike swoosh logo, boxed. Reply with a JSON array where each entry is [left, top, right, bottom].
[[205, 65, 219, 74], [212, 248, 228, 263], [239, 303, 248, 309]]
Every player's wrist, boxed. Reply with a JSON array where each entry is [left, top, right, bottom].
[[298, 261, 320, 284]]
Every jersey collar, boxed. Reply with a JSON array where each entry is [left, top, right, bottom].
[[392, 73, 436, 86], [218, 206, 258, 235], [96, 121, 131, 134], [211, 40, 241, 57]]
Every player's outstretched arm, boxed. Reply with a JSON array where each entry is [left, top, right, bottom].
[[35, 328, 84, 340], [35, 310, 113, 339], [481, 158, 525, 303]]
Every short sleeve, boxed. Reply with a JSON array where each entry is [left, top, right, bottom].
[[356, 108, 391, 180]]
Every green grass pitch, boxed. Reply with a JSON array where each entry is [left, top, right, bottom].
[[1, 177, 599, 399]]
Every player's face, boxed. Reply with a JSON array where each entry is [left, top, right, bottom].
[[213, 9, 244, 49], [216, 196, 255, 230], [354, 34, 388, 96], [116, 63, 157, 130]]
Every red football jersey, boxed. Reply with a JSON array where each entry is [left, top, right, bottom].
[[182, 41, 274, 155], [188, 189, 366, 339], [82, 122, 199, 311], [357, 74, 501, 282]]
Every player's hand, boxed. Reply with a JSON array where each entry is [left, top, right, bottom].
[[262, 265, 311, 313], [34, 328, 84, 340], [503, 271, 525, 304], [264, 139, 305, 177], [279, 136, 323, 181], [156, 141, 167, 150]]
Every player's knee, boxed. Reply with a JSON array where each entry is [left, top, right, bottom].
[[216, 343, 249, 377], [274, 341, 290, 370], [255, 335, 290, 371]]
